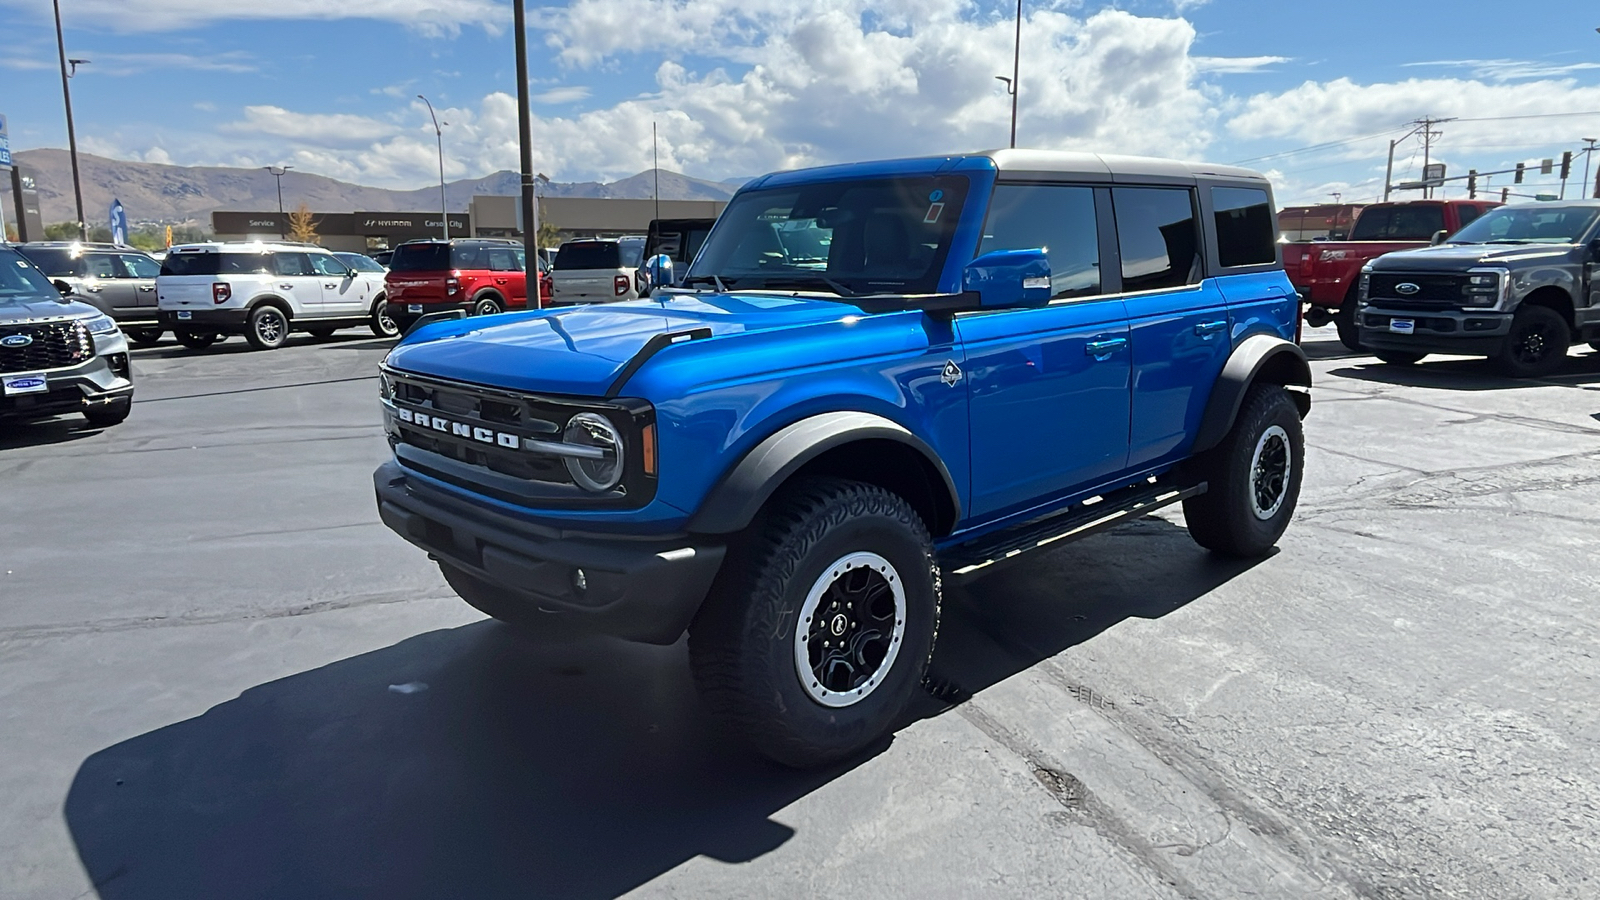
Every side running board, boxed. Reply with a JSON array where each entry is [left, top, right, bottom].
[[939, 478, 1206, 577]]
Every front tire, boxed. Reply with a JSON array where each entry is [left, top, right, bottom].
[[1493, 305, 1569, 378], [245, 305, 290, 350], [174, 331, 219, 350], [82, 396, 132, 428], [125, 327, 163, 347], [689, 477, 940, 768], [1334, 291, 1361, 351], [1183, 384, 1304, 558]]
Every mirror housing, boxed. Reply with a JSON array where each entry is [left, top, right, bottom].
[[640, 254, 675, 294], [961, 248, 1051, 309], [52, 279, 73, 296], [1430, 229, 1449, 246]]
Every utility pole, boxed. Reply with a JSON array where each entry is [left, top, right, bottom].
[[52, 0, 87, 241], [1415, 116, 1453, 199], [513, 0, 539, 290], [1009, 0, 1021, 148], [652, 121, 660, 224], [1583, 139, 1598, 200]]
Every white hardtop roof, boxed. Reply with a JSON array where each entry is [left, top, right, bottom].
[[982, 149, 1268, 183], [168, 241, 331, 253]]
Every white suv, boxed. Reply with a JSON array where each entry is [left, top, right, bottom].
[[550, 236, 647, 304], [156, 242, 395, 350]]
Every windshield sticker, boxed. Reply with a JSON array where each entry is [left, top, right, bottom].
[[929, 189, 944, 202], [923, 203, 945, 224]]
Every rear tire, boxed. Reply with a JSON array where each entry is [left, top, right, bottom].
[[689, 477, 940, 768], [82, 396, 132, 428], [1182, 384, 1304, 558], [472, 295, 503, 316], [245, 305, 290, 350], [1493, 305, 1569, 378], [1334, 288, 1360, 351], [370, 298, 399, 337], [125, 327, 163, 347], [1375, 350, 1425, 366], [174, 331, 219, 350]]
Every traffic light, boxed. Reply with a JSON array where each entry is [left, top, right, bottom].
[[1468, 169, 1477, 198], [1515, 163, 1525, 184], [1502, 188, 1510, 202], [1560, 151, 1572, 180]]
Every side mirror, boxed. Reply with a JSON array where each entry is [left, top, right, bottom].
[[640, 254, 675, 293], [347, 269, 360, 279], [961, 248, 1051, 309], [53, 279, 73, 296], [1430, 230, 1449, 245]]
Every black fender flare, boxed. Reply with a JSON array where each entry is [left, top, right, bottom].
[[1191, 334, 1311, 455], [247, 295, 293, 319], [688, 411, 961, 535], [469, 288, 505, 309]]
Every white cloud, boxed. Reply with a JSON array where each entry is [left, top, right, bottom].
[[220, 105, 402, 147], [532, 86, 593, 104], [1194, 55, 1288, 74], [0, 56, 52, 71], [77, 51, 257, 76], [1403, 59, 1600, 82], [0, 0, 503, 35]]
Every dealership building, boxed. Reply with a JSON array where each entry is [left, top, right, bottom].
[[211, 196, 729, 252]]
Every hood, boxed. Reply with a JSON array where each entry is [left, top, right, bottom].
[[0, 295, 100, 326], [384, 292, 862, 395], [1370, 242, 1577, 271]]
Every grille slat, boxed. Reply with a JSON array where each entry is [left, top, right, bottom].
[[0, 321, 94, 374], [1368, 273, 1468, 308]]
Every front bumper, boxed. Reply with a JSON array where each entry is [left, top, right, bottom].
[[374, 459, 726, 644], [159, 308, 250, 332], [0, 345, 134, 420], [1358, 306, 1512, 356]]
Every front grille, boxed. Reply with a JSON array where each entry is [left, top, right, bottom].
[[1368, 273, 1468, 308], [383, 368, 655, 508], [0, 321, 94, 374]]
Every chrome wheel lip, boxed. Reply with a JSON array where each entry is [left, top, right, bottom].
[[793, 551, 907, 709], [1249, 424, 1291, 521]]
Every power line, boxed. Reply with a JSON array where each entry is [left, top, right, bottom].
[[1231, 111, 1600, 167]]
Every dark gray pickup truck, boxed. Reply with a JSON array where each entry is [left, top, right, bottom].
[[1357, 200, 1600, 377]]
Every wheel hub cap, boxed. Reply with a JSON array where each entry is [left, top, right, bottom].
[[793, 552, 907, 708]]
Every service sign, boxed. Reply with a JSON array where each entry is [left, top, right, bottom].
[[0, 113, 11, 169]]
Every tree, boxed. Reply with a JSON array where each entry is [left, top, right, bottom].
[[536, 202, 561, 249], [287, 203, 321, 244]]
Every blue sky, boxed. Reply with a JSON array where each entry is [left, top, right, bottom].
[[1, 0, 1598, 204]]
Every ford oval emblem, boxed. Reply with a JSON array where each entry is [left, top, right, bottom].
[[1395, 282, 1421, 296], [0, 334, 34, 348]]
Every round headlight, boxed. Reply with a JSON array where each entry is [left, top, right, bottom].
[[563, 412, 625, 492]]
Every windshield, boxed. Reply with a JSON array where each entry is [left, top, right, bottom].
[[686, 175, 970, 296], [0, 248, 61, 304], [1348, 205, 1446, 241], [14, 247, 81, 277], [1447, 205, 1600, 245]]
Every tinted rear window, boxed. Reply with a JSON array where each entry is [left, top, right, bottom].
[[388, 244, 451, 271], [554, 242, 621, 269], [15, 247, 80, 277], [160, 252, 272, 276], [1212, 187, 1277, 267], [1349, 205, 1446, 241]]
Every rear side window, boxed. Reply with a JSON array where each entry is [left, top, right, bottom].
[[486, 247, 519, 271], [1457, 205, 1484, 227], [555, 242, 622, 269], [119, 254, 162, 278], [83, 253, 120, 278], [1212, 187, 1276, 268], [450, 243, 487, 269], [1349, 205, 1446, 241], [978, 184, 1101, 299], [160, 252, 271, 276], [15, 247, 80, 277], [388, 244, 450, 272], [273, 253, 315, 276], [1113, 187, 1202, 291]]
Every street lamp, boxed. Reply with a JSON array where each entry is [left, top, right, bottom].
[[1006, 0, 1022, 148], [513, 0, 539, 279], [263, 165, 292, 237], [1583, 138, 1598, 200], [52, 0, 88, 241], [418, 95, 449, 240]]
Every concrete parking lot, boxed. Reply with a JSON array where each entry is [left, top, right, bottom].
[[3, 325, 1598, 900]]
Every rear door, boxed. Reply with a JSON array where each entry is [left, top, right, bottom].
[[310, 252, 365, 316], [485, 245, 527, 308], [957, 183, 1132, 521], [117, 252, 162, 310], [1117, 185, 1235, 469], [271, 252, 320, 313], [84, 252, 140, 316]]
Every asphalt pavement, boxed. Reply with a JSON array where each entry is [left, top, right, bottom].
[[2, 324, 1597, 899]]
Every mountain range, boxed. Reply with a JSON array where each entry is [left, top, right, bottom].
[[10, 149, 743, 229]]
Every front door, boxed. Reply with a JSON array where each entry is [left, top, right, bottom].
[[956, 183, 1132, 521], [311, 252, 366, 315]]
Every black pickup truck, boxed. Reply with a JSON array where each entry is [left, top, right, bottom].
[[1357, 200, 1600, 377]]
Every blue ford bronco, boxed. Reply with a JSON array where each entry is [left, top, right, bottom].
[[374, 150, 1310, 767]]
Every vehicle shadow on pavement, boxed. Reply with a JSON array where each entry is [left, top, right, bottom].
[[1299, 338, 1365, 362], [0, 416, 111, 450], [63, 518, 1256, 900], [911, 515, 1263, 713], [1329, 351, 1600, 391]]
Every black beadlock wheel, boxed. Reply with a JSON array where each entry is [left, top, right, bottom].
[[688, 477, 940, 768], [245, 305, 289, 350], [1493, 305, 1569, 378], [1182, 384, 1305, 558]]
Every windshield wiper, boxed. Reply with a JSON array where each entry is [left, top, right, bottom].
[[756, 275, 864, 297], [682, 274, 732, 291]]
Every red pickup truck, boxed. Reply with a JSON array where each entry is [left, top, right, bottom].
[[1286, 199, 1499, 348]]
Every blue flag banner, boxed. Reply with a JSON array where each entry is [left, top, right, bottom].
[[110, 199, 128, 245]]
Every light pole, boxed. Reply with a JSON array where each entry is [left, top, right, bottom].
[[997, 0, 1021, 148], [1583, 138, 1598, 200], [264, 166, 292, 237], [513, 0, 539, 285], [52, 0, 88, 241], [418, 95, 449, 239]]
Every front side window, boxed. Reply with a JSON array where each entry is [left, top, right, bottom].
[[1212, 187, 1276, 267], [1447, 205, 1600, 245], [688, 175, 970, 296], [977, 184, 1101, 299], [1113, 187, 1202, 291], [309, 253, 348, 277], [1349, 205, 1446, 241]]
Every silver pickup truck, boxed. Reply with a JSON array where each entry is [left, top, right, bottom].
[[1357, 200, 1600, 377]]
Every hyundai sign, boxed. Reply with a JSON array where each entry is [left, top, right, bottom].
[[0, 114, 11, 169]]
